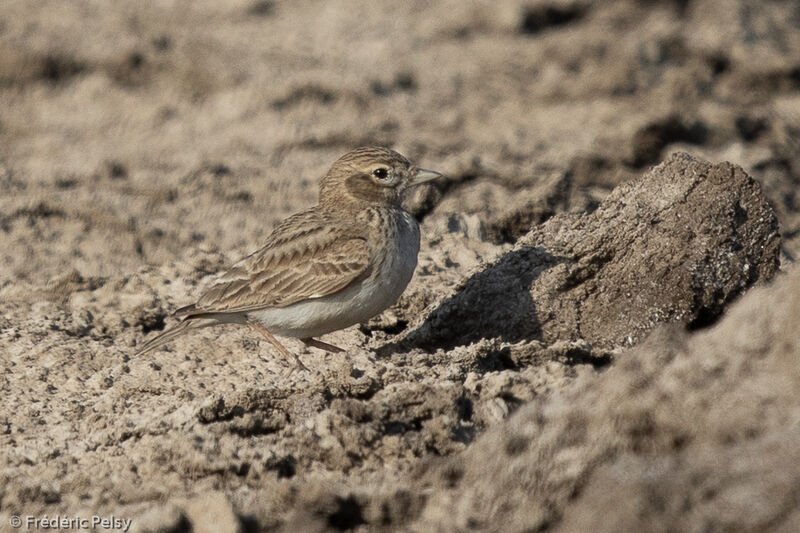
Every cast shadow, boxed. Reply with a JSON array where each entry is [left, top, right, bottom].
[[377, 246, 563, 357]]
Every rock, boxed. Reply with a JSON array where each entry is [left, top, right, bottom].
[[408, 265, 800, 532], [402, 153, 780, 352]]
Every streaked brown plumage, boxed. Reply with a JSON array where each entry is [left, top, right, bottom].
[[136, 146, 442, 370]]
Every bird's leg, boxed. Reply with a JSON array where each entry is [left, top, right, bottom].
[[248, 321, 309, 372], [302, 338, 345, 353]]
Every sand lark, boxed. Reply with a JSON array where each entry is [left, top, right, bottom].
[[136, 146, 442, 370]]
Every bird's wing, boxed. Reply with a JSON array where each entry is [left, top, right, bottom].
[[179, 211, 370, 316]]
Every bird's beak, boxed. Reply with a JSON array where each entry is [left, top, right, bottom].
[[410, 168, 444, 186]]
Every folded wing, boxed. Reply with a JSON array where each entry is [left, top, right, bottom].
[[177, 211, 370, 316]]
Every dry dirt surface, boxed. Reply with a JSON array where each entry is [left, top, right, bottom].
[[1, 0, 799, 532]]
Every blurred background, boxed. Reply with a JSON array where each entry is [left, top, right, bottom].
[[2, 0, 798, 289]]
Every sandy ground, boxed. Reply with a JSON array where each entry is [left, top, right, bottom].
[[1, 0, 799, 531]]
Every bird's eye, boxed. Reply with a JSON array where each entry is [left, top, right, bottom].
[[372, 168, 389, 179]]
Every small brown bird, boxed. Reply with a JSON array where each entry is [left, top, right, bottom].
[[136, 147, 442, 370]]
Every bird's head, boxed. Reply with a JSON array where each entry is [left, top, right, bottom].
[[319, 146, 442, 209]]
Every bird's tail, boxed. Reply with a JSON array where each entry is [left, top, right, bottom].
[[134, 320, 195, 357], [135, 314, 238, 357]]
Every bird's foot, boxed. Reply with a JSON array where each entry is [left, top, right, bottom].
[[248, 320, 309, 372], [302, 338, 345, 353], [287, 357, 310, 375]]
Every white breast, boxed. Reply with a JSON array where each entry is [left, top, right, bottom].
[[248, 211, 420, 339]]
